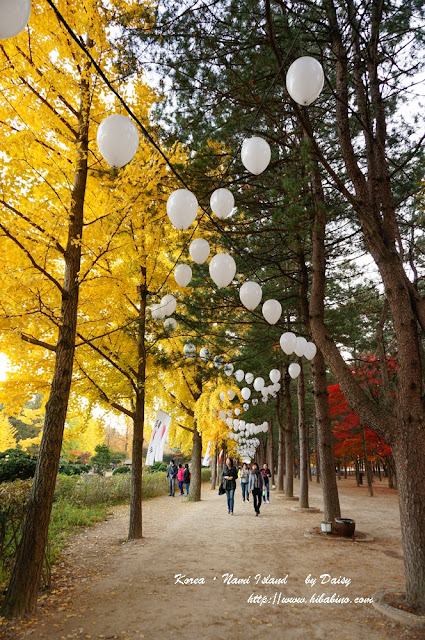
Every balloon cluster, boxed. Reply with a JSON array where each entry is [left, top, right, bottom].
[[279, 332, 317, 379]]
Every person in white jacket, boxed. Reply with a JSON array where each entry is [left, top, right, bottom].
[[248, 462, 265, 516]]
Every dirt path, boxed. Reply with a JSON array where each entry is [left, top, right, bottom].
[[1, 477, 423, 640]]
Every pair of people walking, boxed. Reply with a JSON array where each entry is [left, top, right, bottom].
[[167, 460, 190, 496]]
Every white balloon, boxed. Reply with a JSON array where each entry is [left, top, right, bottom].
[[272, 382, 281, 393], [280, 331, 297, 355], [233, 419, 240, 429], [286, 56, 324, 106], [295, 336, 308, 357], [262, 397, 268, 403], [219, 392, 225, 402], [253, 377, 265, 392], [226, 417, 233, 427], [262, 299, 282, 325], [228, 432, 234, 440], [227, 389, 236, 400], [261, 387, 268, 397], [252, 398, 258, 406], [239, 420, 246, 429], [245, 372, 254, 384], [235, 369, 244, 382], [241, 387, 251, 400], [174, 264, 192, 288], [189, 238, 210, 264], [241, 136, 271, 175], [199, 347, 211, 362], [183, 343, 196, 358], [166, 189, 198, 230], [219, 410, 226, 420], [234, 408, 241, 416], [227, 410, 233, 417], [164, 317, 177, 331], [214, 355, 224, 369], [209, 253, 236, 288], [288, 362, 301, 379], [224, 363, 234, 376], [304, 342, 317, 360], [210, 188, 235, 219], [151, 303, 165, 320], [269, 369, 281, 384], [97, 115, 139, 168], [240, 281, 262, 311], [0, 0, 31, 39], [160, 294, 176, 317], [242, 403, 249, 412]]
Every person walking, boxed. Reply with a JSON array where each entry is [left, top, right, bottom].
[[240, 463, 250, 502], [177, 464, 185, 495], [183, 463, 191, 495], [262, 462, 272, 503], [249, 462, 265, 516], [166, 460, 178, 496], [222, 456, 238, 515]]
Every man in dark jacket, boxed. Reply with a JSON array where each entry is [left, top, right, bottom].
[[166, 460, 178, 496]]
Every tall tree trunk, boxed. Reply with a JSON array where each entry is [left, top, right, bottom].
[[189, 426, 202, 501], [361, 424, 374, 497], [2, 68, 91, 618], [297, 360, 309, 508], [128, 279, 147, 539], [313, 414, 320, 483], [210, 444, 217, 490], [276, 394, 284, 492], [284, 371, 294, 498]]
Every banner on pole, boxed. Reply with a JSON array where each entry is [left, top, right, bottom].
[[202, 440, 212, 466], [146, 410, 172, 466]]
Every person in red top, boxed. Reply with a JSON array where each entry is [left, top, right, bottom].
[[177, 464, 185, 495], [262, 463, 271, 503]]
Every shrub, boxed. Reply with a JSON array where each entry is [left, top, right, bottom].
[[149, 461, 168, 473], [202, 467, 212, 482], [0, 448, 37, 483], [112, 465, 130, 475]]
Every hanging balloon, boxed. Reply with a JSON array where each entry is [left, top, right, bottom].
[[269, 369, 281, 384], [0, 0, 31, 39], [226, 417, 233, 428], [286, 56, 324, 106], [245, 373, 254, 385], [224, 363, 234, 376], [241, 136, 271, 175], [262, 397, 268, 403], [234, 408, 241, 416], [272, 382, 281, 393], [219, 410, 226, 420], [239, 281, 262, 311], [252, 398, 258, 406], [280, 331, 297, 355], [241, 387, 251, 400], [261, 387, 268, 397], [294, 336, 308, 357], [262, 299, 282, 325], [209, 253, 236, 288], [227, 389, 236, 401], [166, 189, 198, 230], [239, 420, 246, 429], [228, 432, 234, 440], [235, 369, 245, 382], [304, 341, 317, 360], [160, 294, 176, 317], [97, 115, 139, 168], [164, 317, 177, 331], [189, 238, 210, 264], [210, 188, 235, 219], [288, 362, 301, 379], [253, 377, 265, 392], [151, 303, 165, 320], [213, 355, 224, 369], [219, 392, 225, 402], [227, 410, 233, 417], [174, 264, 192, 288], [199, 347, 211, 362], [243, 403, 249, 412], [183, 343, 196, 358], [233, 419, 240, 429]]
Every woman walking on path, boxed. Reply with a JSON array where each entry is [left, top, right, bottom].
[[262, 463, 271, 503], [249, 462, 265, 516], [240, 463, 249, 502], [177, 464, 185, 495], [222, 457, 238, 514], [183, 463, 190, 495]]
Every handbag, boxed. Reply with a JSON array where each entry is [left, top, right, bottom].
[[218, 484, 226, 495]]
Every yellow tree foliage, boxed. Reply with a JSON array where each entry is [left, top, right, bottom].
[[0, 413, 18, 452], [62, 413, 105, 460]]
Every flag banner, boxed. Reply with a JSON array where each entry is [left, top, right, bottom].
[[218, 449, 224, 464], [146, 410, 170, 465], [154, 410, 172, 462], [202, 440, 212, 466]]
